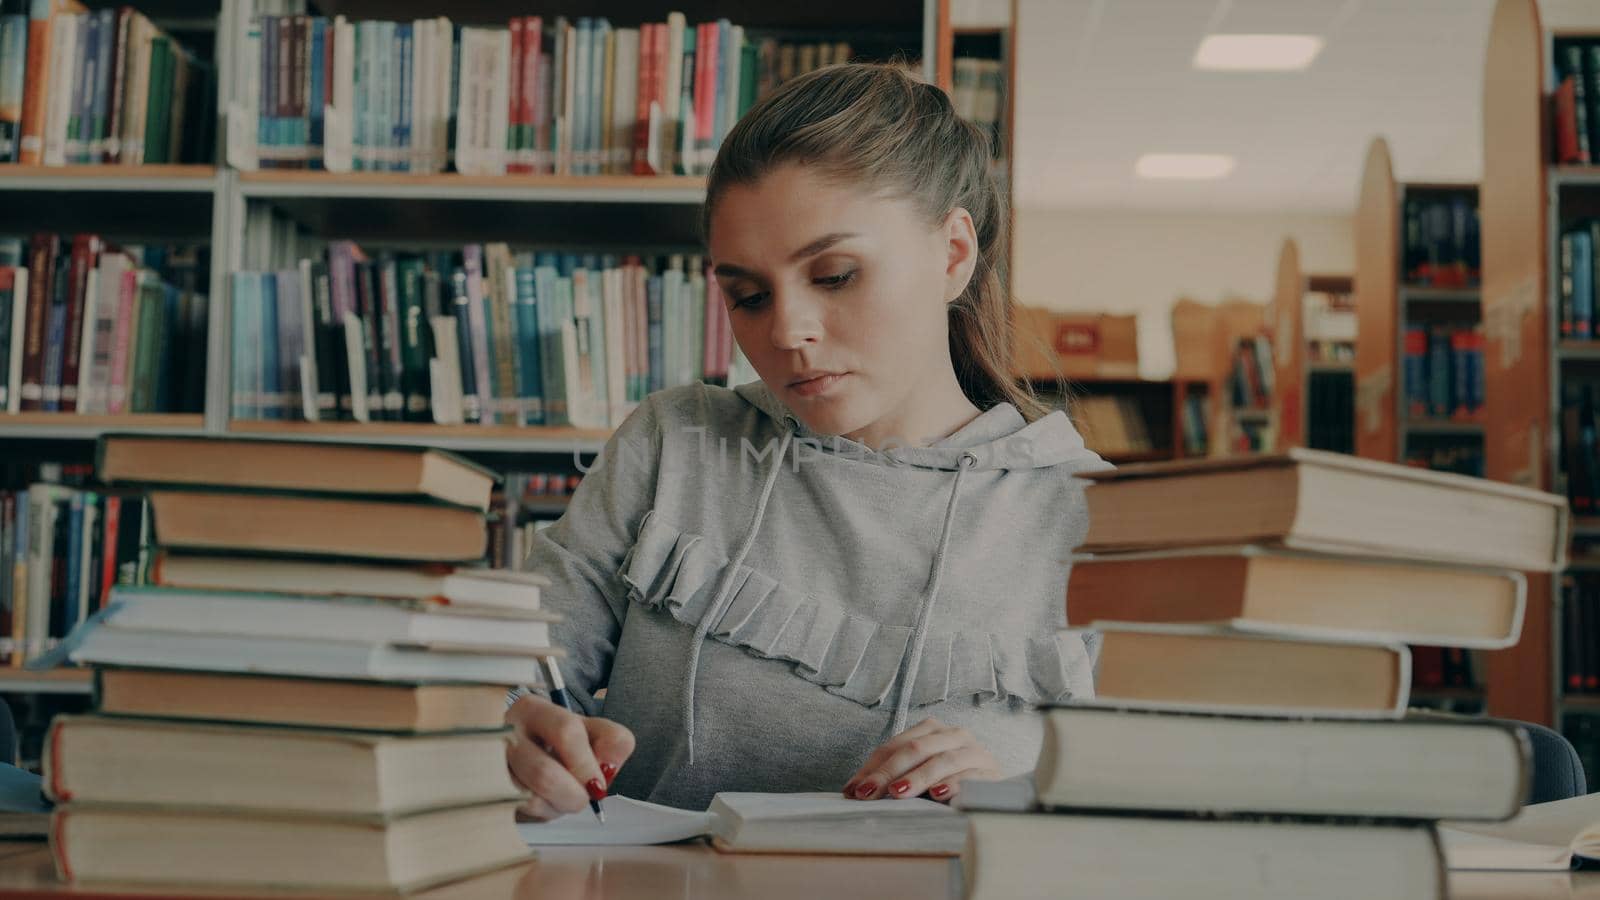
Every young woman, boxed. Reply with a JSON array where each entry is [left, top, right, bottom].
[[506, 63, 1108, 821]]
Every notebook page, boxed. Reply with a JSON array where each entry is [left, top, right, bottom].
[[518, 796, 714, 846]]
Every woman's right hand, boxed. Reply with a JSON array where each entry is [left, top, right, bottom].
[[505, 693, 637, 821]]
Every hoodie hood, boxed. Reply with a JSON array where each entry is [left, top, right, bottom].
[[732, 380, 1097, 472]]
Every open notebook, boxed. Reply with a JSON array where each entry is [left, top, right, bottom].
[[518, 792, 965, 856], [1441, 793, 1600, 870]]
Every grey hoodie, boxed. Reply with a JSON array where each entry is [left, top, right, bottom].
[[524, 380, 1109, 811]]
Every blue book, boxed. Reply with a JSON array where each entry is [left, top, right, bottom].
[[647, 274, 663, 393], [591, 20, 609, 175], [1426, 327, 1450, 420], [1451, 330, 1470, 418], [260, 271, 281, 421], [449, 269, 479, 423], [573, 19, 591, 176], [351, 21, 366, 170], [62, 492, 83, 631], [514, 265, 544, 425], [154, 284, 178, 412], [392, 21, 409, 172], [88, 8, 114, 161], [41, 257, 68, 412], [230, 273, 258, 420], [308, 17, 327, 169], [0, 3, 28, 162], [67, 13, 95, 164], [533, 261, 565, 426], [1466, 332, 1485, 414], [1575, 227, 1595, 340]]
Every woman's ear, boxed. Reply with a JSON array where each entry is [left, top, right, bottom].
[[941, 207, 979, 303]]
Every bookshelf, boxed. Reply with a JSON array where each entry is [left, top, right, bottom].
[[0, 2, 966, 705], [1030, 376, 1208, 465], [1270, 238, 1355, 454]]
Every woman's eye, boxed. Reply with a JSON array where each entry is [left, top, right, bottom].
[[733, 291, 770, 310], [814, 270, 857, 289]]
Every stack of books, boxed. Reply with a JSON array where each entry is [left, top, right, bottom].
[[961, 449, 1569, 900], [41, 435, 551, 891]]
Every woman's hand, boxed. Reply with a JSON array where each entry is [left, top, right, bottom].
[[505, 693, 636, 821], [842, 717, 1003, 804]]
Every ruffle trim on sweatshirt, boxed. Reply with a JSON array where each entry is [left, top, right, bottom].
[[618, 511, 1095, 710]]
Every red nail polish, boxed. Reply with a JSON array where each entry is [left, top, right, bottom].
[[930, 784, 950, 800], [586, 779, 607, 802], [600, 763, 618, 785], [854, 781, 876, 800], [890, 779, 911, 796]]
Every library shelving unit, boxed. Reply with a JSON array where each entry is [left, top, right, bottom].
[[1477, 0, 1581, 730], [1270, 238, 1355, 454], [1353, 137, 1486, 475], [0, 0, 966, 722], [1028, 376, 1209, 466]]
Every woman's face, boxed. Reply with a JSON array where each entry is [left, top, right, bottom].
[[708, 163, 976, 445]]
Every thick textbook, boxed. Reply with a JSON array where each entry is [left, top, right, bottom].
[[1077, 448, 1568, 572]]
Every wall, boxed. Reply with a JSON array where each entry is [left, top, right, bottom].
[[1012, 208, 1355, 379]]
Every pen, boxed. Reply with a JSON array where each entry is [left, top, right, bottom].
[[537, 657, 606, 824]]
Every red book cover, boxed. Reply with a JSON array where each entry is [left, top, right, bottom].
[[58, 234, 100, 413], [1555, 77, 1588, 165], [506, 17, 527, 174], [19, 233, 58, 412], [632, 23, 657, 175], [97, 495, 119, 611], [16, 1, 54, 164], [695, 22, 716, 153]]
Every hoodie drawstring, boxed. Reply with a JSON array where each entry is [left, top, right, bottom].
[[890, 451, 976, 736], [682, 426, 796, 764]]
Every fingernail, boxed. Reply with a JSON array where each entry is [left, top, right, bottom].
[[585, 779, 607, 802], [854, 781, 877, 800], [890, 779, 911, 796], [842, 781, 856, 797], [930, 784, 950, 800], [600, 762, 618, 785]]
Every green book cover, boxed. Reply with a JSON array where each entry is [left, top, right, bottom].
[[396, 255, 431, 422], [127, 277, 165, 412], [143, 37, 171, 165]]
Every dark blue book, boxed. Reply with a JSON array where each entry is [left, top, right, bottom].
[[1451, 330, 1471, 418], [154, 284, 178, 413], [260, 269, 282, 420], [67, 14, 96, 164], [647, 274, 663, 394], [1578, 225, 1596, 340], [1403, 326, 1427, 418], [394, 23, 411, 172], [88, 8, 114, 161], [450, 269, 479, 423], [62, 492, 83, 631], [1467, 331, 1485, 415], [1426, 327, 1451, 419], [40, 255, 70, 412], [309, 17, 327, 170]]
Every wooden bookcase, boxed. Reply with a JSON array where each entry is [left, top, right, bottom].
[[0, 1, 962, 712]]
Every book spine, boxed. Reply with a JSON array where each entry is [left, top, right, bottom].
[[449, 267, 479, 423], [1577, 226, 1596, 341], [378, 255, 403, 416], [274, 270, 302, 419], [354, 259, 383, 419], [86, 7, 111, 161], [0, 0, 29, 162], [514, 264, 542, 424], [40, 9, 76, 166], [15, 0, 49, 164], [64, 11, 90, 164], [104, 265, 134, 415], [0, 269, 13, 409], [57, 233, 95, 412], [309, 261, 341, 418], [397, 258, 431, 421]]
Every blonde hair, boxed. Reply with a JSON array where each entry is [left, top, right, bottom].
[[704, 63, 1053, 421]]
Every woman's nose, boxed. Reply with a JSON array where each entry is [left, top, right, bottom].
[[767, 291, 824, 350]]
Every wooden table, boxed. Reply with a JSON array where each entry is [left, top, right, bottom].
[[0, 841, 1597, 899]]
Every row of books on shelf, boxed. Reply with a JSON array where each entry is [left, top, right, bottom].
[[1400, 193, 1480, 289], [0, 482, 148, 667], [243, 9, 863, 176], [1411, 646, 1476, 690], [230, 241, 751, 429], [1563, 380, 1600, 513], [1402, 324, 1485, 421], [1227, 334, 1272, 410], [1305, 370, 1353, 455], [1179, 391, 1206, 457], [1404, 444, 1484, 478], [1226, 417, 1273, 455], [1564, 574, 1600, 695], [1553, 38, 1600, 166], [1559, 221, 1600, 340], [0, 234, 207, 415], [0, 0, 215, 165], [949, 55, 1002, 160]]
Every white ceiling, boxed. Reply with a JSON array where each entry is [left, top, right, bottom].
[[1014, 0, 1498, 213]]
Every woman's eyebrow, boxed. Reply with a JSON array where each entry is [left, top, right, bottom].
[[712, 232, 860, 279]]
